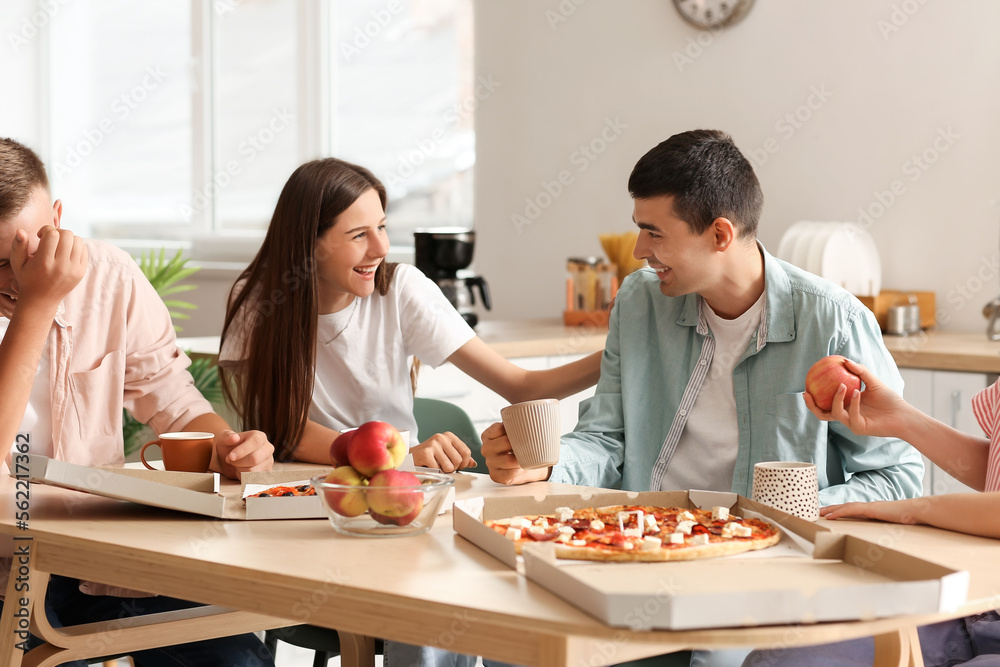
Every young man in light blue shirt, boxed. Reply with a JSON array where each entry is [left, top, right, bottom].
[[482, 128, 922, 667], [484, 128, 922, 505]]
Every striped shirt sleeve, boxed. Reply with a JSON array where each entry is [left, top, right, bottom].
[[972, 380, 1000, 492]]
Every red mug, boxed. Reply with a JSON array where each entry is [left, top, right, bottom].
[[140, 432, 214, 473]]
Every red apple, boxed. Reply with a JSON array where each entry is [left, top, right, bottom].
[[323, 466, 369, 517], [369, 505, 422, 527], [365, 469, 424, 518], [347, 421, 408, 477], [805, 355, 862, 411], [330, 429, 355, 467]]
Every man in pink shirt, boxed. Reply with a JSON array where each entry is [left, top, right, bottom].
[[0, 137, 276, 666]]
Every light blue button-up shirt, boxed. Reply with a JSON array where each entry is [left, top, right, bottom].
[[550, 246, 924, 505]]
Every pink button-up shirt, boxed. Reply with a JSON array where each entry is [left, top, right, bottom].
[[39, 239, 211, 465], [2, 239, 213, 596]]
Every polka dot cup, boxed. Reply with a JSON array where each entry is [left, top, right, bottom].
[[751, 461, 820, 521]]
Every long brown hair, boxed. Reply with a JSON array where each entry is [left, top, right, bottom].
[[220, 158, 397, 460]]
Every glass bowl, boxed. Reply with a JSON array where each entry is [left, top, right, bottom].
[[311, 471, 455, 538]]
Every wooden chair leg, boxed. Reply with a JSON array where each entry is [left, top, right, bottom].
[[873, 627, 924, 667]]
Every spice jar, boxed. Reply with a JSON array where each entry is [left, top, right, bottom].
[[566, 257, 618, 312]]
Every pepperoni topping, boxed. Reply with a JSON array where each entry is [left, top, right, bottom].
[[525, 530, 559, 542]]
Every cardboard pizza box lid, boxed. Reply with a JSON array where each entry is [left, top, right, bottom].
[[25, 455, 332, 520], [26, 455, 226, 518]]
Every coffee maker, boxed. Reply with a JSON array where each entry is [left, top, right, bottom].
[[414, 228, 492, 328]]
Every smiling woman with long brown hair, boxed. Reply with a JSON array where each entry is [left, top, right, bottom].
[[219, 157, 600, 470]]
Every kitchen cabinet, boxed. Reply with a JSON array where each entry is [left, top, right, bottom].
[[900, 368, 993, 496]]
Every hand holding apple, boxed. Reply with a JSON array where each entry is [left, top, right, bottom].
[[803, 358, 915, 440], [805, 355, 862, 411]]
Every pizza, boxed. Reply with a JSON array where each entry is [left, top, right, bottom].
[[484, 504, 780, 562], [245, 483, 316, 498]]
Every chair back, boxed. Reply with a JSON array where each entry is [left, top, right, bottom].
[[412, 397, 486, 471]]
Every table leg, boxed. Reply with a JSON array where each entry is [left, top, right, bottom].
[[873, 627, 924, 667], [338, 630, 375, 667]]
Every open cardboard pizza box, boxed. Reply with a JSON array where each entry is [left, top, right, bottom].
[[24, 455, 331, 520], [453, 490, 969, 630]]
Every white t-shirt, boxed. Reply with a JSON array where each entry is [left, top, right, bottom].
[[659, 292, 765, 492], [221, 264, 474, 445], [0, 317, 54, 461]]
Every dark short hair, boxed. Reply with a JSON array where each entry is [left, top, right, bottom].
[[0, 138, 50, 221], [627, 129, 762, 239]]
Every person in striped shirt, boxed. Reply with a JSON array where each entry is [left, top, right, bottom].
[[742, 358, 1000, 667]]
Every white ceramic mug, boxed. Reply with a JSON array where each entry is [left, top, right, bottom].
[[751, 461, 820, 521], [500, 399, 561, 469]]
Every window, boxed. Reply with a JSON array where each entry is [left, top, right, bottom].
[[31, 0, 473, 258], [48, 1, 194, 235], [332, 0, 475, 245]]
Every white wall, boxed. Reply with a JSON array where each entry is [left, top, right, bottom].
[[474, 0, 1000, 333], [0, 0, 46, 150]]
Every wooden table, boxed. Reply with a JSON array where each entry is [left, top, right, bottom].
[[2, 472, 998, 667]]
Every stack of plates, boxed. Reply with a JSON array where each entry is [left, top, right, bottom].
[[775, 221, 882, 297]]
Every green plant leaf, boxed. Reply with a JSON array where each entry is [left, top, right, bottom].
[[122, 409, 150, 457], [133, 248, 201, 332], [188, 355, 224, 405], [158, 284, 199, 297], [162, 300, 197, 311], [123, 249, 216, 452]]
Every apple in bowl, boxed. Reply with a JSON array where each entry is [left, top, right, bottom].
[[805, 355, 862, 411], [346, 421, 408, 477], [322, 466, 369, 518], [370, 505, 422, 527], [330, 429, 355, 467], [312, 471, 454, 538], [366, 469, 425, 523]]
